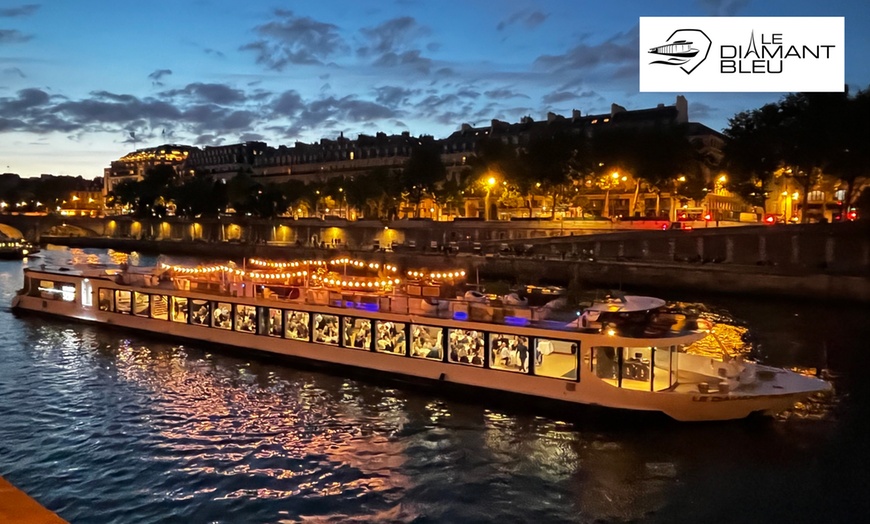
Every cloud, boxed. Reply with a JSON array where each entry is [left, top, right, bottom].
[[542, 91, 581, 104], [371, 49, 432, 73], [373, 86, 418, 107], [194, 134, 225, 146], [241, 9, 347, 70], [533, 27, 638, 80], [275, 94, 401, 138], [358, 17, 434, 74], [2, 66, 25, 78], [0, 29, 32, 43], [0, 87, 49, 115], [697, 0, 749, 16], [0, 4, 40, 17], [483, 88, 529, 100], [160, 82, 246, 105], [497, 10, 548, 31], [239, 132, 265, 142], [689, 101, 717, 119], [358, 16, 429, 56], [272, 90, 304, 117], [204, 48, 226, 59], [147, 69, 172, 87]]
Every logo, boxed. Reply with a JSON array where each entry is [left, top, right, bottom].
[[639, 17, 844, 93], [648, 29, 711, 74]]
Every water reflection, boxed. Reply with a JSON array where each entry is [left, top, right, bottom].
[[107, 342, 412, 505]]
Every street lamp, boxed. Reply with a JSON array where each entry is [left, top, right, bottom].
[[484, 176, 496, 221]]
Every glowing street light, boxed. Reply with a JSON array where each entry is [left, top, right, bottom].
[[484, 175, 497, 221]]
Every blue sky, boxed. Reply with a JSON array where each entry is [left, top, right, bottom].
[[1, 0, 868, 178]]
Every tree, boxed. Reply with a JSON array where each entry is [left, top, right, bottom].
[[400, 138, 445, 217], [518, 131, 583, 218], [722, 104, 785, 209], [171, 175, 226, 218]]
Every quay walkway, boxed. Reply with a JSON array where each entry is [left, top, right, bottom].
[[0, 476, 66, 523]]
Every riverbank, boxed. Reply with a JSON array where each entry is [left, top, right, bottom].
[[35, 236, 870, 303]]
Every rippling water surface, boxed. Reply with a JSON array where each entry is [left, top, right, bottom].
[[1, 247, 869, 523]]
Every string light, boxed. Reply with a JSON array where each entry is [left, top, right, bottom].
[[406, 269, 467, 280]]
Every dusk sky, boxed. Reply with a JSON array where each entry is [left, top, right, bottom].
[[2, 0, 868, 179]]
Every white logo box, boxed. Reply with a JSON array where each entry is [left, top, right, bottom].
[[639, 17, 844, 92]]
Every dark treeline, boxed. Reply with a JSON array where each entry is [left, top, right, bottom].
[[723, 89, 870, 221], [0, 173, 101, 213]]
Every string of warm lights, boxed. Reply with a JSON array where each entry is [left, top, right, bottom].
[[310, 273, 401, 289], [328, 257, 398, 273], [406, 269, 467, 280], [159, 263, 307, 280], [248, 257, 398, 273], [248, 258, 327, 268]]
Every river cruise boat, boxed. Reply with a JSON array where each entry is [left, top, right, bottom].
[[11, 257, 830, 422]]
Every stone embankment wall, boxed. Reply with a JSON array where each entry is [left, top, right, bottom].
[[36, 220, 870, 303]]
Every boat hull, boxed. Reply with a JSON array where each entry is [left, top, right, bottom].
[[13, 287, 829, 423]]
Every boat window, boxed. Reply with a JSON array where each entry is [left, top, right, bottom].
[[37, 280, 75, 301], [81, 279, 93, 307], [133, 292, 150, 317], [212, 301, 232, 330], [411, 324, 443, 360], [285, 310, 309, 341], [266, 308, 283, 337], [592, 346, 617, 382], [652, 345, 677, 391], [621, 347, 652, 390], [150, 295, 169, 320], [234, 304, 257, 333], [375, 321, 406, 355], [98, 288, 114, 312], [115, 290, 131, 314], [448, 328, 484, 366], [313, 313, 339, 345], [342, 317, 372, 350], [190, 299, 209, 325], [535, 338, 578, 380], [489, 333, 528, 373], [171, 297, 188, 323]]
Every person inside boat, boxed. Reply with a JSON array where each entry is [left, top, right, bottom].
[[517, 337, 529, 372], [596, 347, 617, 379]]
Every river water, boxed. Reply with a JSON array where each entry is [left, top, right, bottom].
[[1, 247, 868, 523]]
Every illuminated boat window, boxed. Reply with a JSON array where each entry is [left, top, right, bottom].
[[313, 313, 339, 345], [115, 290, 131, 314], [171, 296, 188, 323], [342, 317, 372, 350], [284, 310, 309, 341], [212, 301, 232, 330], [267, 308, 283, 337], [411, 324, 443, 360], [190, 299, 210, 325], [489, 333, 529, 373], [98, 288, 114, 312], [375, 321, 406, 355], [448, 328, 484, 366], [535, 338, 579, 380], [234, 304, 256, 333], [151, 295, 168, 321]]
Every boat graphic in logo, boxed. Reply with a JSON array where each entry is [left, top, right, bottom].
[[648, 29, 711, 74]]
